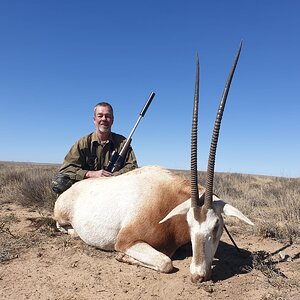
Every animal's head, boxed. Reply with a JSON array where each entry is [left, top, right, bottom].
[[160, 194, 253, 282], [160, 42, 254, 283]]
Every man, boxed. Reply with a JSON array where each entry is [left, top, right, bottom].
[[51, 102, 138, 194]]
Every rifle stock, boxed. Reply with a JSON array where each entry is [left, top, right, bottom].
[[105, 138, 132, 173]]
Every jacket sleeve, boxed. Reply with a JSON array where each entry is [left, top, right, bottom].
[[59, 140, 89, 181]]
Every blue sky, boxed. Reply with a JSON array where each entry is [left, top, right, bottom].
[[0, 1, 299, 177]]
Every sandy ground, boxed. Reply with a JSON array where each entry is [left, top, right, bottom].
[[0, 203, 299, 300]]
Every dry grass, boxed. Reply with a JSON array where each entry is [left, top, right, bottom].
[[0, 162, 299, 244], [0, 162, 59, 211], [0, 162, 60, 263]]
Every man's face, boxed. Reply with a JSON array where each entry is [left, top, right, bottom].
[[93, 105, 114, 133]]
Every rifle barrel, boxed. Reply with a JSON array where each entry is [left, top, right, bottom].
[[140, 92, 155, 117], [127, 92, 155, 141], [118, 92, 155, 158]]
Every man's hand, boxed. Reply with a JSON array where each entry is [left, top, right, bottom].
[[85, 169, 112, 178]]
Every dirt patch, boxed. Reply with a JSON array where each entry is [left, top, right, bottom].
[[0, 203, 299, 300]]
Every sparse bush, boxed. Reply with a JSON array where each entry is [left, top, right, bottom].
[[0, 163, 59, 211]]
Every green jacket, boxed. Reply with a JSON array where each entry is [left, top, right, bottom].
[[59, 131, 138, 181]]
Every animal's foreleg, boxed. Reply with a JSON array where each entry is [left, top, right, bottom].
[[115, 242, 173, 273], [56, 221, 78, 238]]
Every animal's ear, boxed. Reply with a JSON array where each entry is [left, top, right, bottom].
[[159, 199, 190, 224], [212, 195, 254, 226]]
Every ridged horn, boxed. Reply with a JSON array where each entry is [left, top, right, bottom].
[[204, 41, 243, 209], [191, 53, 200, 208]]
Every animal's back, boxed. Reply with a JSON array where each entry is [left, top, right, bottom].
[[54, 166, 184, 250]]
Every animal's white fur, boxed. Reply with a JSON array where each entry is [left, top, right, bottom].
[[116, 242, 173, 272], [187, 208, 223, 281], [54, 165, 253, 281], [55, 166, 171, 249]]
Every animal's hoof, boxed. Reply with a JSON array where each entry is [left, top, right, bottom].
[[115, 252, 126, 262], [191, 274, 205, 283]]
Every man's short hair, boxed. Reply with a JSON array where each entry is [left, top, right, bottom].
[[94, 102, 114, 116]]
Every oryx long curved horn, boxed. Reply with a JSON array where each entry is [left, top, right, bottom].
[[204, 41, 243, 208], [191, 53, 200, 208]]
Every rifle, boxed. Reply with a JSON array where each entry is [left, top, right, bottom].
[[105, 92, 155, 173]]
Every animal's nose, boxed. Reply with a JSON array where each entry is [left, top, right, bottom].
[[190, 274, 205, 283]]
